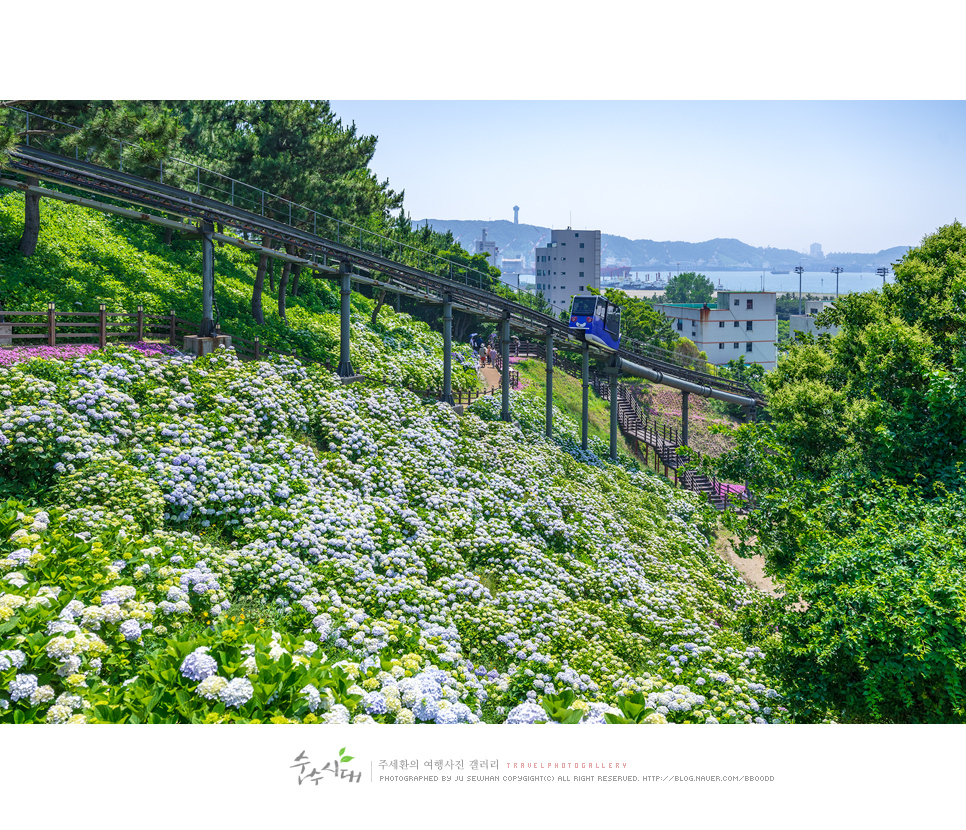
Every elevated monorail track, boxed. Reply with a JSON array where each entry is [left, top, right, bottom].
[[2, 143, 763, 408]]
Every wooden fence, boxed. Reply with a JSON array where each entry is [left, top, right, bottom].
[[0, 304, 207, 350], [0, 304, 336, 367]]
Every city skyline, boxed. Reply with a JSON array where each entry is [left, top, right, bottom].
[[329, 100, 965, 255]]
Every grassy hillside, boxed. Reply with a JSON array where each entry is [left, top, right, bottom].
[[0, 192, 479, 393], [512, 358, 638, 459]]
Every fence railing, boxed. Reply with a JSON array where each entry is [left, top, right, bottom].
[[0, 304, 197, 349], [586, 368, 744, 512]]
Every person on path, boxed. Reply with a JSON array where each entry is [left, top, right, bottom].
[[488, 346, 498, 368]]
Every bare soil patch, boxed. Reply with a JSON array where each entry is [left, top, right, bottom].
[[714, 527, 778, 596]]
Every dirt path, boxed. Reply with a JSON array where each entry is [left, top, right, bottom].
[[714, 527, 779, 596], [479, 362, 502, 391]]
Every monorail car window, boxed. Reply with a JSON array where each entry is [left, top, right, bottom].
[[605, 305, 621, 336], [571, 296, 597, 316]]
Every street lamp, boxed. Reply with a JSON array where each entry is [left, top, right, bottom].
[[876, 266, 889, 286], [831, 266, 844, 299], [794, 265, 805, 315]]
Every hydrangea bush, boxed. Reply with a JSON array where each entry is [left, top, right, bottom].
[[0, 343, 786, 724]]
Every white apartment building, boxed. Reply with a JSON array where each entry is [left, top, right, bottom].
[[475, 227, 501, 272], [790, 300, 840, 338], [655, 291, 778, 370], [533, 228, 601, 312]]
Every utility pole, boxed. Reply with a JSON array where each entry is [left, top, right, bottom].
[[876, 266, 889, 286], [794, 265, 805, 315], [830, 266, 844, 299]]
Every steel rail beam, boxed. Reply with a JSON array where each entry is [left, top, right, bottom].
[[608, 355, 758, 409]]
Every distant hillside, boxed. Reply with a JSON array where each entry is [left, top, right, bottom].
[[414, 218, 911, 272]]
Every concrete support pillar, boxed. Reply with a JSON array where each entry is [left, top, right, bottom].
[[610, 372, 619, 461], [681, 390, 690, 446], [501, 311, 511, 422], [337, 263, 354, 377], [442, 295, 453, 404], [581, 342, 590, 451], [200, 221, 215, 338], [545, 327, 554, 438]]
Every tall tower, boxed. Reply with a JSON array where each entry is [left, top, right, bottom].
[[513, 205, 520, 224]]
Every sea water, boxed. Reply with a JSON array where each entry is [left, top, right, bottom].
[[625, 269, 893, 296]]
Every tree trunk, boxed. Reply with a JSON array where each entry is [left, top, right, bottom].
[[251, 235, 270, 325], [291, 262, 301, 298], [371, 289, 387, 327], [164, 227, 173, 246], [453, 310, 476, 344], [268, 256, 275, 295], [18, 177, 41, 256], [278, 245, 292, 321]]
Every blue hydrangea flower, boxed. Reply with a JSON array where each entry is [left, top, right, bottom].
[[505, 701, 549, 724], [435, 706, 460, 724], [447, 702, 474, 723], [413, 673, 443, 701], [363, 691, 388, 715], [412, 696, 439, 722], [8, 673, 38, 702], [120, 619, 142, 642], [180, 647, 218, 681]]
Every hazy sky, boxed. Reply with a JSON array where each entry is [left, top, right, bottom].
[[329, 101, 965, 254]]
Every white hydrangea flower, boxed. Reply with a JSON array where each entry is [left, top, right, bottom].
[[46, 704, 73, 724], [218, 677, 254, 708], [0, 649, 26, 671], [30, 685, 56, 706], [322, 704, 351, 724], [196, 676, 229, 700]]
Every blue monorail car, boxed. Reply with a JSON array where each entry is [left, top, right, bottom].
[[569, 294, 621, 351]]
